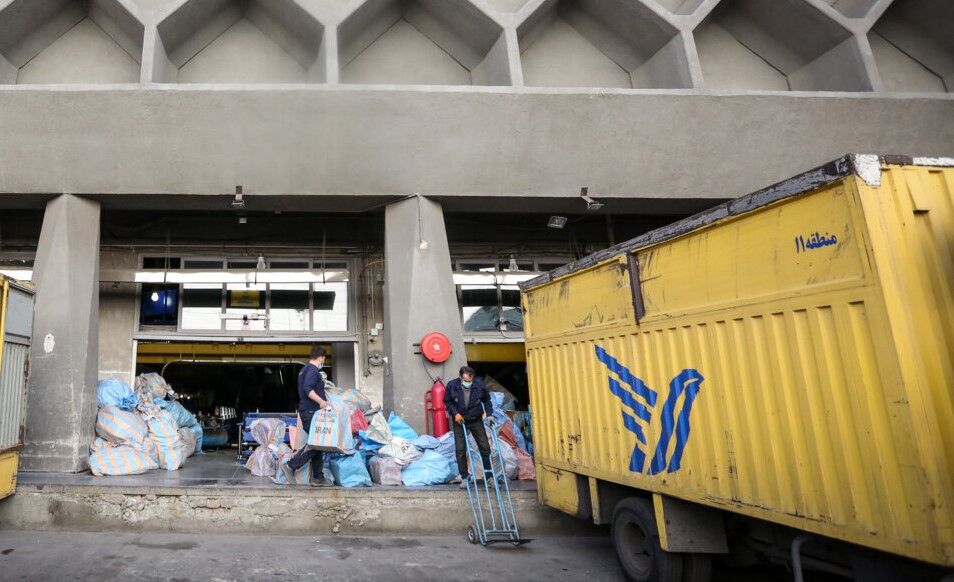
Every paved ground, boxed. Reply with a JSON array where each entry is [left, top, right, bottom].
[[0, 530, 811, 582], [0, 530, 620, 582]]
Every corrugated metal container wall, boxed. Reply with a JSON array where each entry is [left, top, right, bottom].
[[0, 342, 29, 451], [522, 160, 953, 567], [0, 276, 35, 500]]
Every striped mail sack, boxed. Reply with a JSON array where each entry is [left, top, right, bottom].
[[134, 373, 169, 403], [247, 442, 292, 477], [155, 440, 189, 471], [178, 427, 197, 457], [89, 439, 159, 476], [306, 403, 354, 453], [144, 408, 188, 470], [245, 418, 288, 476], [95, 406, 148, 445]]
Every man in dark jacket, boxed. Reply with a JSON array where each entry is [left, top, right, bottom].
[[282, 346, 333, 487], [444, 365, 494, 488]]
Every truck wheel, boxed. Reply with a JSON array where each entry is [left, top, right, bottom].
[[681, 554, 712, 582], [612, 498, 684, 582]]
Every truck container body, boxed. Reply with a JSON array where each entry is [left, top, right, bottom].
[[521, 156, 954, 569], [0, 275, 35, 501]]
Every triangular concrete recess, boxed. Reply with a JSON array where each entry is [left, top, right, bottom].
[[18, 18, 139, 84], [341, 18, 470, 85], [521, 16, 631, 88], [695, 22, 789, 91], [179, 18, 307, 84], [869, 33, 946, 93]]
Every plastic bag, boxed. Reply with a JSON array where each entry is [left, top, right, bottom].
[[412, 434, 440, 450], [402, 450, 454, 486], [89, 439, 158, 476], [515, 448, 536, 480], [378, 437, 422, 466], [435, 431, 457, 460], [178, 427, 197, 457], [134, 373, 169, 403], [493, 440, 519, 481], [186, 422, 204, 454], [368, 456, 402, 486], [96, 379, 138, 410], [307, 404, 355, 453], [157, 399, 197, 428], [96, 406, 148, 445], [339, 388, 372, 413], [388, 412, 418, 441], [141, 406, 187, 471], [330, 452, 372, 487], [362, 413, 392, 445], [245, 418, 288, 477], [350, 408, 369, 434]]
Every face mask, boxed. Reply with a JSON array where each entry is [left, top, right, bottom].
[[462, 380, 473, 388]]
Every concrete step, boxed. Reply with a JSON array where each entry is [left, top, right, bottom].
[[0, 480, 594, 536]]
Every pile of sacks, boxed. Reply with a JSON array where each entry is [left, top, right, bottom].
[[88, 374, 203, 476], [263, 388, 535, 487]]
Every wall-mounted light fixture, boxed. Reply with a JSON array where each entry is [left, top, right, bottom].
[[581, 187, 604, 211]]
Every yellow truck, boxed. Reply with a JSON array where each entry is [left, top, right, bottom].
[[0, 275, 35, 501], [520, 155, 953, 582]]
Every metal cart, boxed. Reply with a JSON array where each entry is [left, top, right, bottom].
[[461, 414, 532, 546]]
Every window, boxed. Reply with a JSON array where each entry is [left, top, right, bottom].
[[142, 257, 181, 269], [313, 282, 349, 332], [181, 284, 223, 330], [460, 284, 500, 332], [140, 284, 179, 326], [138, 256, 352, 334], [270, 283, 309, 331], [225, 283, 266, 331]]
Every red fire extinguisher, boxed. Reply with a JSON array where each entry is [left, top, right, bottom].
[[425, 378, 449, 437]]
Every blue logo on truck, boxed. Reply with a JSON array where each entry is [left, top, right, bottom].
[[595, 345, 704, 475]]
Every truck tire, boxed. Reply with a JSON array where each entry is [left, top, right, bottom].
[[612, 497, 684, 582], [681, 554, 712, 582]]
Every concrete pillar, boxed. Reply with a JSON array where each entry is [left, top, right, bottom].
[[21, 195, 101, 472], [383, 196, 466, 434]]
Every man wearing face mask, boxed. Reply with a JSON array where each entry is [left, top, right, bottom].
[[444, 365, 494, 489]]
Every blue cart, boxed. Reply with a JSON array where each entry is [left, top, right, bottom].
[[461, 415, 532, 546]]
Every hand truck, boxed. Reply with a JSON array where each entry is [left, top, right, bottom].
[[461, 410, 532, 546]]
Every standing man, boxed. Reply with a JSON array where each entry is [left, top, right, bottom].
[[282, 346, 334, 487], [444, 365, 494, 488]]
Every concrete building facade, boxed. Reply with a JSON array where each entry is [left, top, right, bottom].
[[0, 0, 951, 472]]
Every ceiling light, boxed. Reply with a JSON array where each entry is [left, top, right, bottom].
[[508, 257, 519, 272], [548, 216, 568, 229], [150, 291, 160, 302], [580, 187, 604, 211], [256, 256, 266, 269]]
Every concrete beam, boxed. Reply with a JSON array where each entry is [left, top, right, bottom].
[[383, 196, 466, 434], [0, 90, 951, 202], [21, 194, 101, 473]]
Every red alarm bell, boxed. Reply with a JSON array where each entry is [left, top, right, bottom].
[[420, 331, 452, 363]]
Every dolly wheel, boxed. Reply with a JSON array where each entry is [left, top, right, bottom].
[[612, 497, 684, 582], [467, 525, 479, 544]]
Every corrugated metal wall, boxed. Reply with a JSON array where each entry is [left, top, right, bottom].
[[0, 342, 28, 452], [524, 165, 954, 566]]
